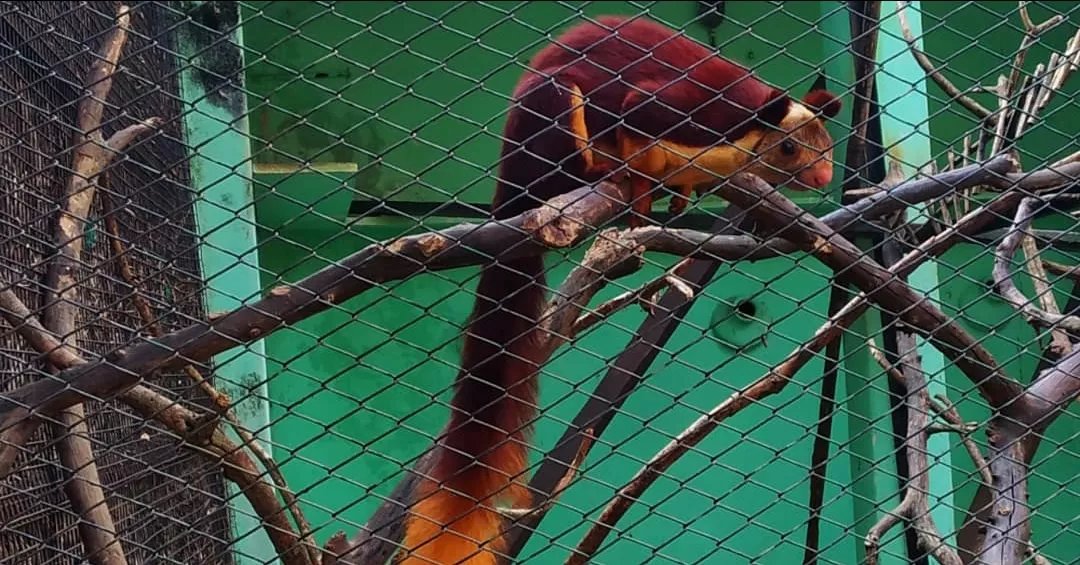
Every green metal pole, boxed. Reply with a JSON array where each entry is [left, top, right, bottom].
[[820, 4, 908, 564], [875, 0, 959, 547], [177, 2, 276, 564]]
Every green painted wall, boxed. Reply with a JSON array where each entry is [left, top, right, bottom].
[[226, 1, 1080, 564], [920, 2, 1080, 170], [240, 2, 873, 562]]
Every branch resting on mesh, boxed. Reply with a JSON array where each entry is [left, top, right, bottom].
[[0, 285, 317, 565]]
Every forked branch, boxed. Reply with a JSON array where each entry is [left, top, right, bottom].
[[565, 176, 1034, 565], [35, 5, 159, 565], [993, 197, 1080, 332], [99, 193, 320, 564]]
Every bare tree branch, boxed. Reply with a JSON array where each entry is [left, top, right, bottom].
[[865, 335, 963, 565], [933, 394, 993, 487], [713, 174, 1022, 407], [4, 155, 1024, 471], [34, 5, 160, 564], [564, 179, 1029, 565], [967, 195, 1080, 565], [1041, 259, 1080, 282], [570, 263, 694, 337], [0, 180, 632, 470], [119, 385, 314, 565], [99, 192, 320, 564]]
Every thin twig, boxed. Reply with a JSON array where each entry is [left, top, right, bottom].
[[934, 394, 993, 487], [993, 6, 1066, 155], [1020, 226, 1071, 356], [1041, 259, 1080, 282], [867, 339, 993, 488], [497, 428, 594, 521], [571, 264, 694, 336], [895, 1, 993, 120]]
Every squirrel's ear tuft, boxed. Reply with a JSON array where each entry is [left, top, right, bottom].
[[802, 89, 843, 119]]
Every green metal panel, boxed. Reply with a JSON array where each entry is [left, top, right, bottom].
[[177, 2, 275, 564], [240, 0, 852, 222]]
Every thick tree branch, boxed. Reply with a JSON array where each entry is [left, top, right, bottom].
[[8, 157, 1027, 466], [975, 418, 1032, 565], [964, 191, 1080, 565], [0, 181, 630, 470], [714, 174, 1023, 407]]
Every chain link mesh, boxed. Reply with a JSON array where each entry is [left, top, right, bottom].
[[0, 2, 1077, 565]]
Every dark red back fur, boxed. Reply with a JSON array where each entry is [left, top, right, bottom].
[[523, 15, 792, 148]]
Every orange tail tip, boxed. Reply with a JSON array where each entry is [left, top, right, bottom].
[[399, 489, 504, 565]]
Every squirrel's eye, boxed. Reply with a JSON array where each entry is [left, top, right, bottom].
[[780, 140, 797, 156]]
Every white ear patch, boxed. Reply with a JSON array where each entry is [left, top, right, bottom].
[[780, 102, 816, 130]]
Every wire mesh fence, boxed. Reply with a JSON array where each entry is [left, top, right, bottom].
[[0, 1, 1078, 565]]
